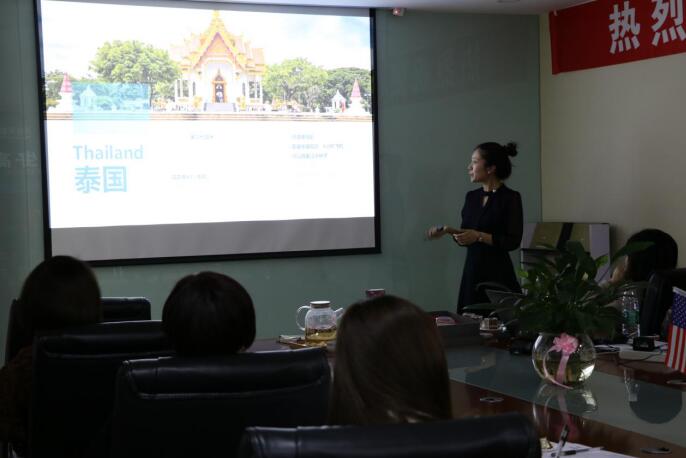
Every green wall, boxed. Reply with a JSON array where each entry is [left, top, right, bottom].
[[0, 2, 540, 357]]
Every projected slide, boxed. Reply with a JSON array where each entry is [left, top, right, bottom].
[[38, 1, 377, 263]]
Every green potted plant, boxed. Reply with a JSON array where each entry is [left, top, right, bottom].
[[515, 240, 650, 387]]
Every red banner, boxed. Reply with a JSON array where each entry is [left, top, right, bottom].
[[550, 0, 686, 74]]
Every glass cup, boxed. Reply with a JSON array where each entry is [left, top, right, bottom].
[[365, 288, 385, 298]]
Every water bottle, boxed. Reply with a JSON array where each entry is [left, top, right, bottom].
[[620, 290, 640, 339]]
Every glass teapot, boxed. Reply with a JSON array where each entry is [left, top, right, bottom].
[[296, 301, 344, 342]]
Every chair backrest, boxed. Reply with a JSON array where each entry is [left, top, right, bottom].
[[238, 412, 540, 458], [102, 296, 152, 322], [4, 299, 29, 364], [4, 296, 152, 364], [640, 268, 686, 337], [110, 347, 330, 458], [29, 320, 174, 458], [484, 289, 524, 307]]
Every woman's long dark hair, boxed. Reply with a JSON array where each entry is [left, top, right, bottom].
[[328, 295, 451, 425]]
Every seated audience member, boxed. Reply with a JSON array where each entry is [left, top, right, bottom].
[[92, 271, 254, 458], [610, 229, 678, 284], [0, 256, 102, 455], [328, 295, 451, 425], [609, 229, 678, 339], [162, 272, 255, 355]]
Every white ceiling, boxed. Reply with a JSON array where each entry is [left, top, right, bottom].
[[209, 0, 590, 14]]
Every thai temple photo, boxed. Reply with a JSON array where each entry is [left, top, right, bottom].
[[169, 11, 266, 112], [46, 10, 371, 117]]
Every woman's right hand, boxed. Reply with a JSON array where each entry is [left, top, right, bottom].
[[426, 225, 445, 239]]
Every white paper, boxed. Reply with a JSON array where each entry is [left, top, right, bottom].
[[544, 441, 638, 458]]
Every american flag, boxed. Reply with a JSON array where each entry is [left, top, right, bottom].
[[665, 287, 686, 373]]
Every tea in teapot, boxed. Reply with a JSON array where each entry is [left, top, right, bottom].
[[296, 301, 344, 342]]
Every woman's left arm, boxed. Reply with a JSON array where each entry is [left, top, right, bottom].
[[491, 192, 523, 251]]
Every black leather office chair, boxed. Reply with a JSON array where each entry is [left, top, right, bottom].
[[4, 296, 152, 364], [101, 296, 152, 322], [238, 412, 540, 458], [29, 320, 174, 458], [640, 268, 686, 337], [460, 282, 515, 317], [110, 347, 330, 458]]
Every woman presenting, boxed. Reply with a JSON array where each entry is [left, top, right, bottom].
[[428, 142, 523, 311]]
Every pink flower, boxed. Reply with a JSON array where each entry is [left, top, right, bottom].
[[552, 333, 579, 355]]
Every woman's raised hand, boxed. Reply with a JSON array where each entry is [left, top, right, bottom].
[[426, 225, 446, 239]]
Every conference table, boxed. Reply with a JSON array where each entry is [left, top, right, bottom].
[[251, 338, 686, 457], [446, 344, 686, 457]]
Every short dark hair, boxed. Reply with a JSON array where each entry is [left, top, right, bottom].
[[475, 141, 518, 180], [18, 255, 102, 336], [328, 295, 451, 425], [162, 271, 255, 356], [625, 229, 678, 282]]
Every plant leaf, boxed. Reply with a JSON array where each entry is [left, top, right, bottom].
[[610, 241, 654, 264]]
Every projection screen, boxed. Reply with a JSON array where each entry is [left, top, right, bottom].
[[36, 0, 378, 264]]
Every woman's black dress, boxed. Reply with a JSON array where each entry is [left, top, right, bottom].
[[457, 185, 523, 311]]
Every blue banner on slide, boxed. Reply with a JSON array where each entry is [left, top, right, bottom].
[[71, 82, 151, 121]]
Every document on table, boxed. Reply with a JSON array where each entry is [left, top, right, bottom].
[[544, 442, 637, 458]]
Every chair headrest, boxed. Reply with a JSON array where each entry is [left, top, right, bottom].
[[36, 320, 170, 357], [649, 268, 686, 285], [121, 347, 329, 397], [641, 268, 686, 336], [102, 297, 151, 305], [102, 297, 152, 322], [240, 413, 540, 458]]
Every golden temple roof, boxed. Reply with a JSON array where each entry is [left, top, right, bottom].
[[171, 11, 265, 75]]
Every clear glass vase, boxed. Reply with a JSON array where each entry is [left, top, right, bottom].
[[531, 332, 596, 386]]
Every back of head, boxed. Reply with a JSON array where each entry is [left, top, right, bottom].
[[162, 271, 255, 356], [475, 141, 518, 180], [625, 229, 678, 282], [18, 255, 102, 336], [329, 295, 450, 425]]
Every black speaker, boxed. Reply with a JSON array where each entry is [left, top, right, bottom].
[[633, 336, 656, 352]]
